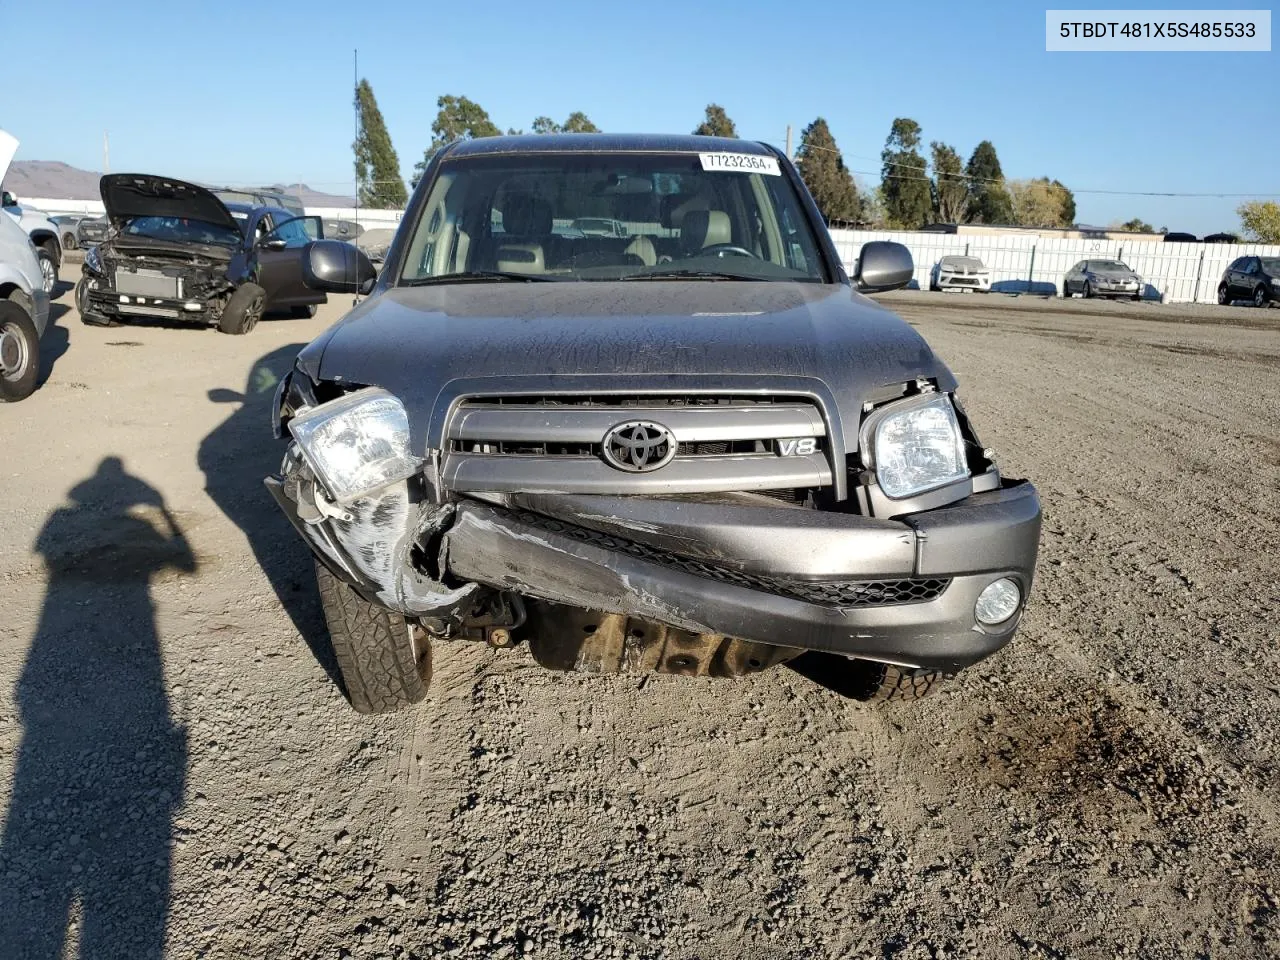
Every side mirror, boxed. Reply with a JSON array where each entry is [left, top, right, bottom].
[[1, 191, 15, 208], [854, 241, 914, 293], [302, 239, 377, 295]]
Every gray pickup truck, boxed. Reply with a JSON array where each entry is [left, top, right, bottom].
[[265, 134, 1042, 714]]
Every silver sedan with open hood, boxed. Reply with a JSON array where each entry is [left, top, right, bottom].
[[263, 133, 1042, 714]]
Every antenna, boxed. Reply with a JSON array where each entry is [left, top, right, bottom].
[[352, 48, 360, 307]]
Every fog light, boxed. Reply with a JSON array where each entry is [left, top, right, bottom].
[[975, 578, 1021, 626]]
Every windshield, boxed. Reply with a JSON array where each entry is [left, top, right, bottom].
[[399, 151, 828, 283], [1261, 257, 1280, 274], [122, 216, 242, 248], [1087, 260, 1130, 272]]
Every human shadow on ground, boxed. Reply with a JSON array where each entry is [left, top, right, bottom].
[[0, 457, 191, 958], [197, 343, 339, 687]]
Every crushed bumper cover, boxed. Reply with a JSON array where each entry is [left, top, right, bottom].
[[268, 477, 1041, 673]]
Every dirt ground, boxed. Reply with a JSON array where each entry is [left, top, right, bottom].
[[0, 281, 1277, 959]]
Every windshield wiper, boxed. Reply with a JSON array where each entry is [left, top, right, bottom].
[[402, 271, 558, 285], [621, 269, 768, 281]]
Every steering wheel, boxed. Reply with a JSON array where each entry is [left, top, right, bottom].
[[698, 243, 759, 259]]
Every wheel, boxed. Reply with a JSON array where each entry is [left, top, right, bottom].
[[0, 301, 40, 402], [217, 282, 265, 335], [1217, 283, 1228, 305], [36, 245, 57, 294], [1253, 285, 1269, 308], [1082, 280, 1093, 299], [75, 277, 114, 325], [850, 661, 944, 702], [315, 560, 430, 714], [1062, 282, 1072, 298], [62, 231, 77, 251], [291, 303, 317, 319]]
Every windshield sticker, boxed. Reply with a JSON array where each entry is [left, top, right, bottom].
[[698, 153, 781, 176]]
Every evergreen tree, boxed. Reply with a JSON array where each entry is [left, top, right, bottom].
[[795, 118, 864, 224], [531, 112, 601, 134], [412, 95, 501, 186], [693, 104, 737, 138], [880, 118, 932, 228], [964, 140, 1013, 224], [352, 79, 407, 208], [929, 141, 966, 224]]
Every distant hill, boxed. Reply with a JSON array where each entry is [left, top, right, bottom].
[[2, 160, 357, 208]]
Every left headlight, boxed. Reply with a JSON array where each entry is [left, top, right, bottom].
[[865, 394, 969, 499], [287, 387, 421, 503], [84, 244, 102, 273]]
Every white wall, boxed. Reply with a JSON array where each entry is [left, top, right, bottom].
[[22, 198, 402, 230], [828, 228, 1280, 304]]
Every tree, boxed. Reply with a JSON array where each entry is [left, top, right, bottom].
[[412, 95, 501, 186], [929, 141, 966, 224], [693, 104, 737, 138], [964, 140, 1013, 224], [795, 118, 865, 224], [1007, 177, 1074, 228], [879, 118, 932, 228], [352, 79, 407, 209], [1052, 178, 1076, 225], [531, 112, 601, 135], [562, 111, 599, 133], [1118, 218, 1155, 232], [1238, 200, 1280, 243]]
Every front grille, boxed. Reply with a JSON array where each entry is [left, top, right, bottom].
[[513, 511, 949, 608], [443, 392, 835, 496], [114, 268, 181, 299]]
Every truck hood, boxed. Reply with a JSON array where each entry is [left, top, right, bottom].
[[100, 173, 239, 232], [300, 281, 956, 453]]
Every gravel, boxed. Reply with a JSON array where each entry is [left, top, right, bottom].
[[0, 284, 1276, 958]]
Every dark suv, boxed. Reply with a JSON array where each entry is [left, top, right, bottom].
[[77, 174, 328, 333], [263, 134, 1042, 714], [1217, 255, 1279, 307]]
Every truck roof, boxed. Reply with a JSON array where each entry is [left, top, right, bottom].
[[446, 133, 774, 158]]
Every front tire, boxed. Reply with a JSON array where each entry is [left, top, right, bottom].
[[1253, 285, 1270, 308], [291, 303, 317, 319], [75, 277, 114, 326], [36, 245, 57, 294], [62, 231, 77, 251], [314, 560, 430, 714], [217, 282, 265, 335], [1082, 280, 1093, 299], [1217, 283, 1229, 305], [851, 661, 944, 702], [0, 301, 40, 403]]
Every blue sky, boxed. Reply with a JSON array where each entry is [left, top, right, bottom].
[[2, 0, 1275, 234]]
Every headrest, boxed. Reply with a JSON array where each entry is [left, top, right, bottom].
[[495, 243, 545, 275], [501, 192, 552, 236], [680, 210, 731, 251]]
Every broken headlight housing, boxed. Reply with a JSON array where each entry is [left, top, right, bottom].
[[287, 387, 421, 503], [863, 394, 968, 499]]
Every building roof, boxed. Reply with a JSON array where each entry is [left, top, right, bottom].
[[447, 133, 773, 157]]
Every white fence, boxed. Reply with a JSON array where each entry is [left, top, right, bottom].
[[22, 197, 403, 230], [828, 229, 1280, 304]]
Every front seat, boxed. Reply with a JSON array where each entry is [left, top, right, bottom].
[[679, 210, 731, 256], [496, 192, 551, 275], [624, 235, 657, 266]]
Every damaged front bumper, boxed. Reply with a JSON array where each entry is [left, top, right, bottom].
[[266, 463, 1042, 672]]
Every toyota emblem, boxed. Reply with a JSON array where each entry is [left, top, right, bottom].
[[601, 420, 677, 473]]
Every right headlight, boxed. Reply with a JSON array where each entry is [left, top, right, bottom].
[[864, 394, 969, 499], [84, 244, 102, 273], [287, 387, 421, 503]]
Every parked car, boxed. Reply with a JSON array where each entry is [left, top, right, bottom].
[[264, 133, 1042, 715], [572, 217, 629, 238], [1217, 255, 1279, 308], [0, 194, 50, 401], [1163, 232, 1197, 243], [1203, 233, 1239, 244], [213, 187, 305, 218], [322, 218, 364, 241], [77, 215, 111, 247], [1, 130, 62, 296], [929, 254, 990, 292], [76, 174, 329, 333], [51, 214, 91, 250], [1062, 259, 1142, 299]]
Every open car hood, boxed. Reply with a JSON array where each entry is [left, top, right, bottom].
[[100, 174, 239, 232]]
